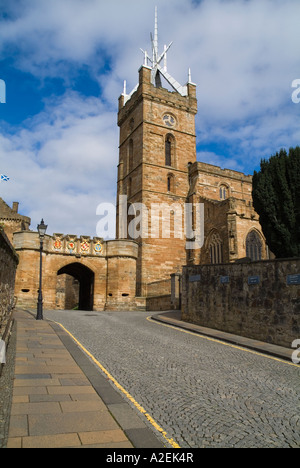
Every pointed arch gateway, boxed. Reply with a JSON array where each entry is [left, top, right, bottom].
[[56, 262, 94, 311]]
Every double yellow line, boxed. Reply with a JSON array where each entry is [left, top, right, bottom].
[[147, 316, 299, 368], [53, 320, 180, 449], [53, 315, 297, 450]]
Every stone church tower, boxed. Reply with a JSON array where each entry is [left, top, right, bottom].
[[116, 8, 269, 300], [116, 9, 197, 296]]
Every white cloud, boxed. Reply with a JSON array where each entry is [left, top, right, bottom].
[[0, 91, 118, 236]]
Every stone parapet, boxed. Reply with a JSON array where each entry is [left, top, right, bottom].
[[14, 231, 105, 257]]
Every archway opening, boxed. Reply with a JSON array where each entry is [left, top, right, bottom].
[[56, 263, 94, 311]]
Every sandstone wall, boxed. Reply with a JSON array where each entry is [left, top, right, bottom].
[[0, 228, 18, 341], [182, 258, 300, 348]]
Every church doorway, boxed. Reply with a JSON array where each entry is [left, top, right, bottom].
[[56, 263, 94, 311]]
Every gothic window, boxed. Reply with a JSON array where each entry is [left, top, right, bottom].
[[165, 134, 175, 167], [128, 139, 133, 172], [209, 232, 223, 264], [246, 230, 262, 261], [127, 177, 132, 198], [167, 174, 175, 193], [219, 185, 228, 200]]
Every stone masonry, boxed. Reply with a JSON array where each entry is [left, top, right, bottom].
[[182, 258, 300, 348], [0, 199, 30, 244], [0, 228, 18, 354]]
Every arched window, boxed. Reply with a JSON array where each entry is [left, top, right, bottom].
[[127, 177, 132, 198], [165, 134, 175, 167], [167, 174, 175, 193], [209, 232, 223, 264], [219, 185, 228, 200], [246, 230, 262, 261], [128, 139, 133, 172]]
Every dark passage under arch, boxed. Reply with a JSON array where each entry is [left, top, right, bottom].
[[57, 263, 94, 311]]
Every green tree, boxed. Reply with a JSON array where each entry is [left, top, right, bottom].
[[252, 146, 300, 258]]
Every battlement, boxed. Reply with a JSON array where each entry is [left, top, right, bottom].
[[13, 230, 138, 260]]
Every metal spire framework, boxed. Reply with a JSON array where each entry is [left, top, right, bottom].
[[123, 7, 192, 104]]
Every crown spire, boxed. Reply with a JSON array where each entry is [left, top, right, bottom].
[[141, 7, 188, 96], [122, 7, 193, 105]]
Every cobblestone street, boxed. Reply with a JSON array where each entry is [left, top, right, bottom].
[[44, 310, 299, 448]]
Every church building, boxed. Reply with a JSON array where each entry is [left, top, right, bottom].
[[116, 8, 268, 303]]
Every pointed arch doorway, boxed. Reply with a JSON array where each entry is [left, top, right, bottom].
[[56, 263, 94, 311]]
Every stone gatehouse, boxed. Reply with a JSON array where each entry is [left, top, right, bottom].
[[13, 230, 139, 311]]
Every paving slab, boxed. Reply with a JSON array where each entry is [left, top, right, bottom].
[[5, 309, 164, 449], [6, 311, 127, 447]]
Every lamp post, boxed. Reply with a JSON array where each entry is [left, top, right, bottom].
[[36, 219, 47, 320]]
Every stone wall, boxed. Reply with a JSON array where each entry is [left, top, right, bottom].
[[146, 274, 181, 311], [0, 228, 18, 343], [147, 279, 171, 297], [182, 258, 300, 348], [146, 294, 172, 311]]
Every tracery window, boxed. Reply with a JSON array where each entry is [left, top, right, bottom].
[[219, 185, 228, 200], [246, 230, 262, 261], [209, 232, 223, 264]]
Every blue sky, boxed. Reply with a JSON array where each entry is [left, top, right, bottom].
[[0, 0, 299, 237]]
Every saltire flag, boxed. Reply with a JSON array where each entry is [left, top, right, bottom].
[[0, 174, 10, 182]]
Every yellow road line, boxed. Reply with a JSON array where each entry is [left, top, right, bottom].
[[147, 316, 299, 368], [52, 320, 180, 449]]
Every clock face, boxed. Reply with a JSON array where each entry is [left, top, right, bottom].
[[163, 114, 176, 127]]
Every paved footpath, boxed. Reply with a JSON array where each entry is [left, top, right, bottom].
[[5, 310, 164, 449]]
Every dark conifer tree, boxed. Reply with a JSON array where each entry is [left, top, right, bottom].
[[252, 146, 300, 258]]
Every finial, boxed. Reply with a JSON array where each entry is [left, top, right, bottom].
[[188, 68, 192, 83], [123, 80, 127, 96]]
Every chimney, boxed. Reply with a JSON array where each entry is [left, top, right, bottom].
[[12, 202, 19, 213]]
